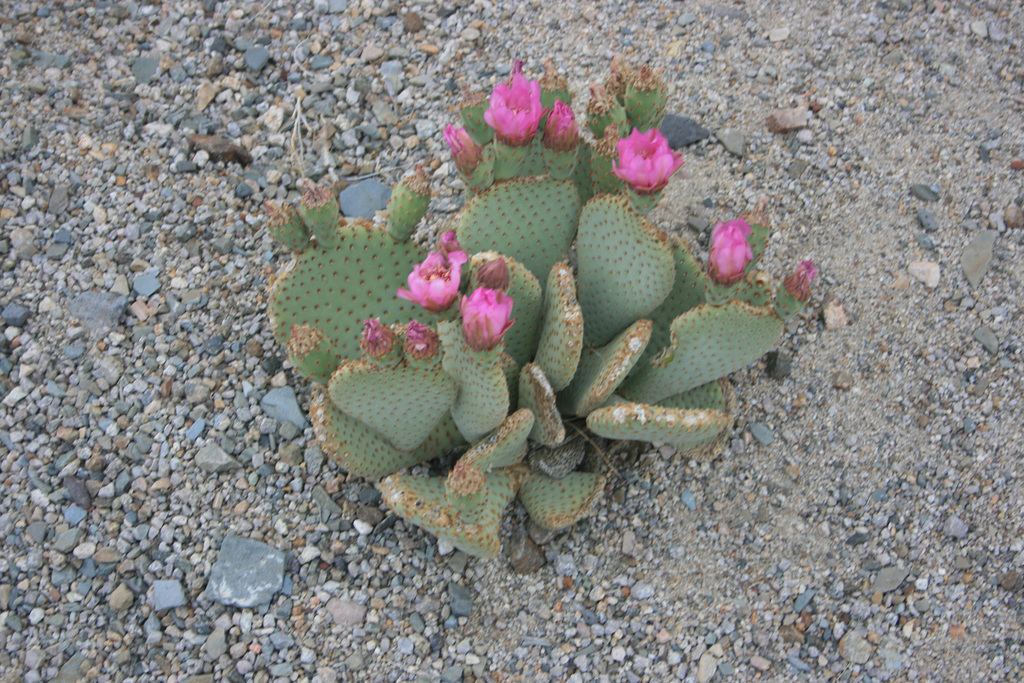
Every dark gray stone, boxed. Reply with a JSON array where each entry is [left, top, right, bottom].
[[973, 326, 998, 354], [943, 514, 969, 539], [917, 208, 939, 232], [68, 291, 128, 335], [873, 566, 910, 593], [235, 181, 254, 199], [49, 184, 70, 216], [961, 230, 995, 289], [748, 423, 774, 446], [206, 534, 285, 607], [1, 303, 30, 327], [661, 114, 711, 148], [794, 589, 815, 612], [244, 46, 270, 72], [448, 581, 474, 617], [909, 183, 939, 202], [310, 55, 333, 70], [339, 179, 391, 218], [132, 56, 160, 84], [195, 443, 241, 473], [261, 387, 308, 429]]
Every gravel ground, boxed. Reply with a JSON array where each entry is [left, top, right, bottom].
[[1, 1, 1023, 682]]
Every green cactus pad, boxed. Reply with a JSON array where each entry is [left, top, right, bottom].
[[658, 380, 728, 412], [518, 470, 606, 531], [468, 252, 543, 368], [268, 223, 425, 382], [727, 271, 774, 308], [310, 390, 436, 478], [533, 261, 584, 391], [439, 320, 510, 442], [773, 284, 807, 321], [586, 137, 625, 197], [622, 67, 668, 133], [386, 169, 431, 242], [744, 214, 771, 272], [542, 147, 579, 181], [559, 319, 652, 417], [298, 185, 343, 248], [455, 177, 581, 282], [327, 360, 458, 452], [457, 408, 535, 475], [267, 202, 310, 253], [491, 138, 545, 180], [636, 236, 707, 372], [380, 469, 517, 558], [518, 363, 565, 446], [620, 300, 784, 404], [576, 195, 675, 346], [460, 97, 494, 146], [285, 324, 340, 384], [585, 402, 731, 451]]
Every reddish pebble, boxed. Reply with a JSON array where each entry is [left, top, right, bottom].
[[1010, 160, 1024, 171]]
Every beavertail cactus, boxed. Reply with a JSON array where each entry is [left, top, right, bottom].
[[262, 58, 815, 559]]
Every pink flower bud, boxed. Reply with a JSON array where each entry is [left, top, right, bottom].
[[397, 251, 466, 313], [484, 65, 543, 146], [784, 260, 817, 301], [708, 219, 754, 285], [459, 287, 515, 351], [475, 258, 510, 291], [612, 128, 685, 194], [542, 100, 579, 152], [404, 320, 440, 360], [443, 124, 483, 175], [361, 318, 394, 358], [438, 230, 463, 259]]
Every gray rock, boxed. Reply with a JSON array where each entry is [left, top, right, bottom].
[[873, 566, 909, 593], [794, 589, 815, 612], [681, 491, 697, 511], [54, 654, 91, 683], [53, 528, 83, 553], [22, 126, 39, 152], [328, 0, 348, 12], [748, 423, 774, 446], [201, 627, 228, 660], [716, 128, 745, 157], [64, 505, 87, 525], [244, 46, 270, 72], [339, 179, 391, 219], [235, 181, 254, 199], [151, 579, 187, 610], [206, 534, 285, 607], [261, 387, 308, 429], [132, 57, 160, 84], [448, 581, 474, 617], [506, 528, 545, 574], [312, 485, 343, 520], [943, 514, 969, 539], [961, 230, 995, 289], [10, 228, 37, 259], [909, 183, 939, 202], [840, 630, 873, 665], [678, 12, 698, 26], [195, 443, 241, 473], [26, 520, 47, 543], [973, 326, 999, 355], [133, 273, 161, 297], [69, 291, 128, 335], [917, 208, 939, 232], [326, 598, 367, 626], [661, 114, 711, 148], [1, 302, 30, 327]]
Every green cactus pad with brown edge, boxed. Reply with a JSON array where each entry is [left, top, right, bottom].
[[518, 470, 606, 531], [266, 202, 310, 253], [620, 300, 784, 404], [310, 390, 438, 478], [518, 363, 565, 446], [559, 319, 653, 417], [468, 252, 543, 369], [438, 320, 510, 442], [386, 167, 431, 242], [298, 184, 343, 248], [539, 59, 572, 110], [455, 177, 581, 282], [533, 261, 584, 391], [492, 138, 545, 180], [662, 379, 736, 462], [586, 133, 626, 197], [726, 271, 774, 308], [268, 222, 425, 383], [622, 66, 668, 133], [585, 402, 731, 451], [285, 323, 340, 384], [742, 208, 772, 274], [773, 283, 808, 321], [380, 469, 517, 558], [460, 92, 494, 146], [575, 194, 675, 346], [327, 359, 458, 452], [459, 409, 535, 476]]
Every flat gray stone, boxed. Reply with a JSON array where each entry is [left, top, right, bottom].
[[49, 184, 70, 216], [973, 326, 999, 355], [132, 56, 160, 84], [244, 46, 270, 72], [872, 566, 909, 593], [261, 387, 308, 429], [53, 528, 83, 554], [1, 302, 30, 327], [68, 291, 128, 335], [909, 183, 939, 202], [151, 579, 187, 610], [748, 423, 774, 446], [716, 128, 746, 157], [961, 230, 995, 289], [916, 208, 939, 233], [339, 179, 391, 219], [944, 514, 969, 539], [326, 598, 367, 626], [448, 581, 474, 617], [206, 534, 285, 607], [133, 273, 161, 297], [195, 443, 241, 473]]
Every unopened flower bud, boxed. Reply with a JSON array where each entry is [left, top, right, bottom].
[[361, 318, 395, 358], [404, 320, 440, 360], [542, 100, 579, 152], [443, 124, 484, 175], [475, 258, 510, 291], [784, 261, 818, 302], [708, 219, 754, 286]]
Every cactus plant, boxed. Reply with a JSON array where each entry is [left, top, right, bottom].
[[262, 59, 816, 559]]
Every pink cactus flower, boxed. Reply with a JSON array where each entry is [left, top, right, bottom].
[[612, 128, 685, 194], [404, 320, 440, 360], [484, 62, 544, 146], [397, 251, 466, 313], [443, 124, 483, 175], [784, 260, 818, 301], [542, 100, 579, 152], [708, 219, 754, 285], [438, 230, 464, 260], [361, 318, 395, 358], [459, 287, 515, 351]]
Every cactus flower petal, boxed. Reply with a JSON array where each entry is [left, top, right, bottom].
[[708, 219, 754, 285], [397, 252, 465, 313], [361, 318, 395, 358], [443, 124, 484, 175], [404, 320, 441, 359], [542, 100, 579, 152], [612, 128, 685, 194], [784, 260, 817, 301], [460, 287, 515, 351], [484, 65, 544, 147]]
